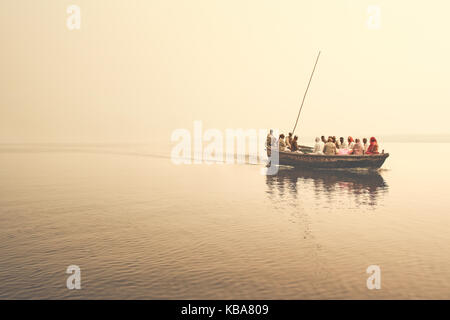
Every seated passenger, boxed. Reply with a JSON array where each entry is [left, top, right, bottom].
[[366, 137, 379, 154], [362, 138, 369, 153], [332, 136, 339, 148], [348, 136, 355, 149], [286, 132, 293, 150], [278, 134, 287, 151], [351, 138, 364, 155], [313, 137, 324, 154], [323, 137, 337, 155], [291, 135, 301, 152], [339, 137, 348, 149]]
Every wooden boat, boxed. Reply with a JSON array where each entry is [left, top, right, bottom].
[[277, 151, 389, 169], [272, 51, 390, 170]]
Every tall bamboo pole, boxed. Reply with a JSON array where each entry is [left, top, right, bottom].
[[291, 51, 321, 135]]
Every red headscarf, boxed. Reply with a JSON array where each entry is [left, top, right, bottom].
[[367, 137, 379, 154], [348, 136, 354, 143]]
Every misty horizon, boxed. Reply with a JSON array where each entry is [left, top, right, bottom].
[[2, 1, 450, 145]]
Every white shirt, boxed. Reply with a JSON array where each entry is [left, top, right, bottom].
[[313, 141, 324, 154]]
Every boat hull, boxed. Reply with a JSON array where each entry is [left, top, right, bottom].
[[277, 151, 389, 169]]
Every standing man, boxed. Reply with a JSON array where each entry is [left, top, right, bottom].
[[266, 129, 275, 157]]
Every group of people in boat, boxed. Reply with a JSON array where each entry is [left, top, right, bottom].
[[314, 136, 379, 155], [266, 130, 380, 156], [266, 130, 301, 155]]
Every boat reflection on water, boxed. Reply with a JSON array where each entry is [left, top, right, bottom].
[[265, 167, 389, 208]]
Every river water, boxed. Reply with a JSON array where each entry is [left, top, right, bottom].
[[0, 142, 449, 299]]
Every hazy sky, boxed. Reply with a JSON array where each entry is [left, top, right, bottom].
[[1, 0, 449, 143]]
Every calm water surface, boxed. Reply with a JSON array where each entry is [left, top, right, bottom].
[[0, 143, 450, 299]]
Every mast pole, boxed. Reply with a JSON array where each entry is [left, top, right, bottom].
[[291, 51, 321, 135]]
